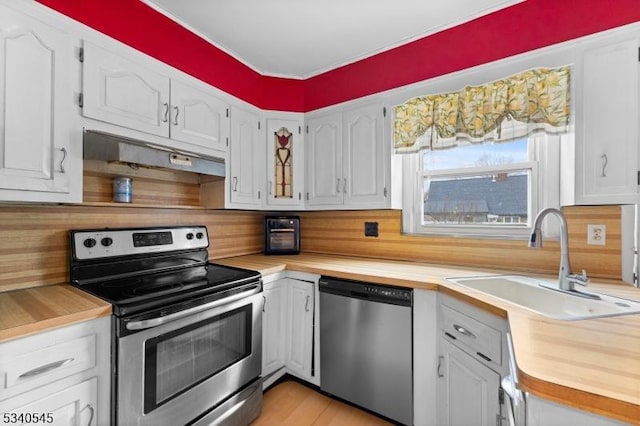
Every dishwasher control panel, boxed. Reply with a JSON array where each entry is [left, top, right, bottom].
[[319, 277, 412, 306], [363, 285, 411, 300]]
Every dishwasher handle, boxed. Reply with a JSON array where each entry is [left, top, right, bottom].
[[319, 277, 412, 306]]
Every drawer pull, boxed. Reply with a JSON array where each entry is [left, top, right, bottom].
[[453, 324, 476, 339], [444, 332, 457, 340], [477, 352, 492, 362], [18, 358, 74, 379]]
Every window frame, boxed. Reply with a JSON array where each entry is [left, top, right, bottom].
[[401, 133, 561, 239]]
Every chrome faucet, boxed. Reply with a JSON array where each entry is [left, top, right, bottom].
[[529, 208, 591, 294]]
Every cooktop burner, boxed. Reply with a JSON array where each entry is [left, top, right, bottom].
[[74, 263, 260, 315]]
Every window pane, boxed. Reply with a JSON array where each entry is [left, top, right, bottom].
[[423, 139, 528, 171], [423, 171, 529, 226]]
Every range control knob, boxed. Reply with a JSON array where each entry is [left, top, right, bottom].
[[196, 232, 204, 239], [101, 237, 113, 247], [83, 238, 97, 248], [186, 233, 195, 240]]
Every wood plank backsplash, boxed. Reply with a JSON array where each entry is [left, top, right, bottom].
[[0, 202, 624, 292], [0, 204, 265, 292], [297, 206, 623, 280]]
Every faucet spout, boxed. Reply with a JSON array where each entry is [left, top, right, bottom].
[[529, 208, 573, 291]]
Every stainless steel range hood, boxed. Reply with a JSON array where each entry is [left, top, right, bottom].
[[83, 130, 225, 177]]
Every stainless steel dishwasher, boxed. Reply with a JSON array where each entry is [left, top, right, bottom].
[[319, 276, 413, 425]]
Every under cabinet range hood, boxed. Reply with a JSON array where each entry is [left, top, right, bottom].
[[83, 130, 225, 177]]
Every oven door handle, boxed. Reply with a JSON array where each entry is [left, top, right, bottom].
[[125, 284, 261, 331]]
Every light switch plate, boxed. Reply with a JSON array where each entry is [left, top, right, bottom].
[[587, 224, 606, 246]]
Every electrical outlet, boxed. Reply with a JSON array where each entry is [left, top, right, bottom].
[[587, 224, 606, 246]]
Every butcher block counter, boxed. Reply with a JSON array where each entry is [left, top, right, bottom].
[[215, 253, 640, 425], [0, 285, 111, 342]]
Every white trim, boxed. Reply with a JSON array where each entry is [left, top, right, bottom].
[[403, 134, 560, 239]]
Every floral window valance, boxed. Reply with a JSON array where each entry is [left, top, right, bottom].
[[393, 66, 571, 152]]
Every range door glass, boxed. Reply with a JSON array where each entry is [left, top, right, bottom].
[[143, 305, 252, 413]]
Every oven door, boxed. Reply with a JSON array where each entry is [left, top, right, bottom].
[[115, 285, 262, 426]]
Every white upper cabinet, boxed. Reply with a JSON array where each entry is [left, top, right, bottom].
[[306, 112, 343, 206], [0, 3, 81, 202], [306, 102, 389, 209], [573, 35, 640, 204], [166, 79, 229, 152], [343, 103, 387, 207], [265, 116, 305, 209], [82, 40, 170, 137], [82, 41, 228, 156], [227, 105, 263, 207]]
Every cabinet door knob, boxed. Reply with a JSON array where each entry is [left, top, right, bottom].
[[601, 153, 608, 177], [437, 355, 444, 378], [305, 295, 311, 312], [162, 102, 169, 123], [336, 178, 341, 193], [232, 177, 238, 192], [81, 404, 94, 426], [173, 105, 179, 125], [58, 147, 67, 174]]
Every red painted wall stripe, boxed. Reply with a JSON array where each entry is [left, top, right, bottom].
[[304, 0, 640, 111], [35, 0, 640, 113]]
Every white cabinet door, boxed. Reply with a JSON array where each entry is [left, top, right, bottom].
[[262, 280, 286, 377], [228, 106, 263, 207], [437, 337, 502, 426], [343, 103, 387, 208], [0, 5, 79, 201], [82, 41, 171, 137], [576, 37, 640, 204], [306, 103, 389, 209], [284, 279, 314, 380], [170, 80, 228, 155], [306, 112, 343, 206], [265, 118, 304, 208], [4, 378, 98, 426]]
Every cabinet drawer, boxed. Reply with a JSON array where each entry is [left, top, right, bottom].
[[0, 334, 96, 399], [3, 377, 97, 425], [441, 304, 502, 366]]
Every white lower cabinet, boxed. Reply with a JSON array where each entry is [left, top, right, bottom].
[[0, 317, 110, 426], [261, 274, 318, 388], [436, 294, 508, 426], [262, 279, 286, 377], [284, 278, 315, 380], [4, 378, 98, 426], [413, 290, 438, 426], [437, 337, 502, 426]]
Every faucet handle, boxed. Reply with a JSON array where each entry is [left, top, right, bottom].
[[567, 269, 590, 286]]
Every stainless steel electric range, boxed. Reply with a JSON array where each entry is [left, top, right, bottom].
[[69, 226, 263, 426]]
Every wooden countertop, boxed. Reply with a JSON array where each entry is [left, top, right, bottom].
[[0, 284, 111, 343], [214, 253, 640, 425]]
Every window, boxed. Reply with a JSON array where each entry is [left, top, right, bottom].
[[401, 132, 561, 238]]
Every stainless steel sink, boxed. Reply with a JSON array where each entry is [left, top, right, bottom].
[[445, 275, 640, 320]]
